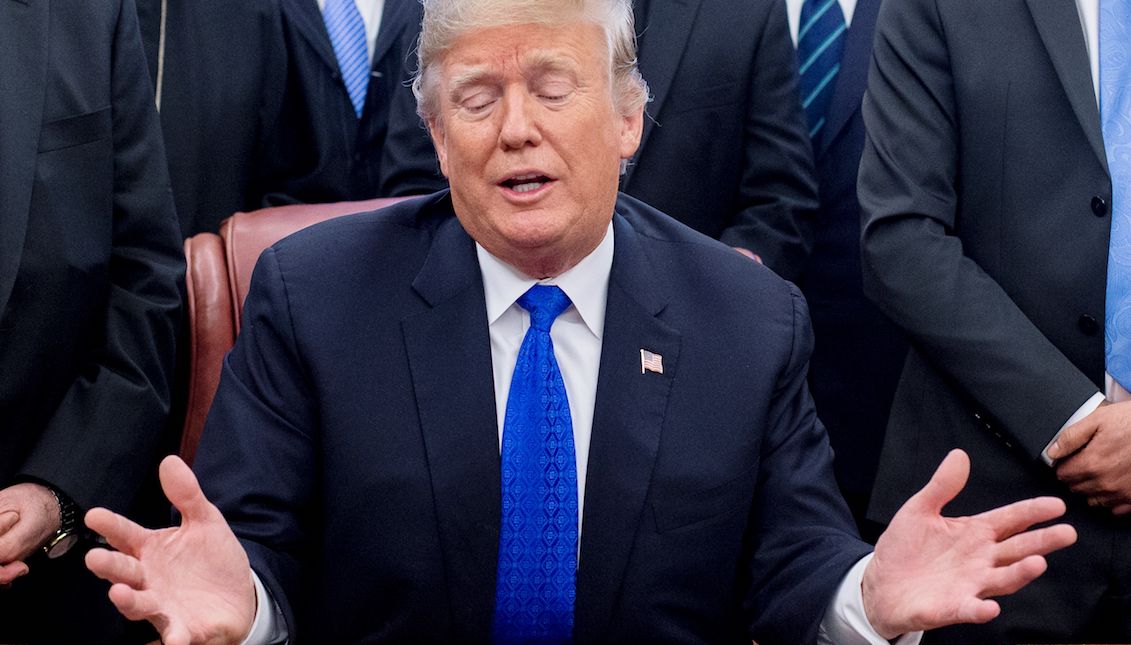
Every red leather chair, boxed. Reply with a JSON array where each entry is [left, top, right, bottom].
[[180, 197, 411, 463]]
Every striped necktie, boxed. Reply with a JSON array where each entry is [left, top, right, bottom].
[[493, 285, 578, 645], [797, 0, 847, 145], [1103, 0, 1131, 386], [322, 0, 369, 118]]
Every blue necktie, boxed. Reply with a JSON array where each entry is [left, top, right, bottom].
[[493, 285, 578, 645], [1102, 0, 1131, 386], [797, 0, 847, 145], [322, 0, 369, 118]]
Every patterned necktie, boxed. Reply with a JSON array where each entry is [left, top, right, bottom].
[[797, 0, 847, 145], [322, 0, 369, 118], [493, 285, 578, 645], [1102, 0, 1131, 386]]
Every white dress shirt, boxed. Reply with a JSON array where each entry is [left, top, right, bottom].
[[785, 0, 858, 46], [315, 0, 385, 64]]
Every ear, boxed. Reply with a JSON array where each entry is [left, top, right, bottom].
[[426, 117, 450, 177], [617, 104, 644, 161]]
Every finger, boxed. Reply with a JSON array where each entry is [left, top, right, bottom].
[[85, 508, 148, 554], [1048, 417, 1099, 460], [994, 523, 1077, 565], [970, 495, 1067, 540], [0, 560, 28, 585], [163, 622, 193, 645], [909, 449, 970, 515], [85, 548, 145, 588], [159, 456, 218, 524], [0, 511, 19, 535], [980, 554, 1049, 598], [107, 582, 163, 621], [953, 597, 1000, 626]]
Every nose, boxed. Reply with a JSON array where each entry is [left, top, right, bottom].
[[498, 87, 542, 150]]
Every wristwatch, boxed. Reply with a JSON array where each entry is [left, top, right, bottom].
[[43, 487, 79, 559]]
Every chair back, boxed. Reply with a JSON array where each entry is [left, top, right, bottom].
[[180, 197, 411, 463]]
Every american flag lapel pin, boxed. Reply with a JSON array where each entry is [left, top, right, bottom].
[[640, 348, 663, 375]]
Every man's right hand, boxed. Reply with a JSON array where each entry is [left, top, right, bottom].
[[85, 456, 256, 645]]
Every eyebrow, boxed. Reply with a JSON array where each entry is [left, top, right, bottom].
[[447, 67, 502, 102]]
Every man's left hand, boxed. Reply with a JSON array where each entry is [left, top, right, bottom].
[[1048, 400, 1131, 514], [861, 450, 1077, 640], [0, 482, 62, 583]]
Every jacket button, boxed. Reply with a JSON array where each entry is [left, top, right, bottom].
[[1092, 196, 1108, 217], [1079, 314, 1099, 336]]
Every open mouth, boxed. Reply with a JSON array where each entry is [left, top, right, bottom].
[[499, 173, 554, 194]]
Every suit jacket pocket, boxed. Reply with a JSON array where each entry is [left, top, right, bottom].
[[652, 461, 758, 532], [38, 106, 112, 152]]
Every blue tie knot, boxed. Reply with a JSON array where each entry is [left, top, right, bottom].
[[517, 285, 571, 332]]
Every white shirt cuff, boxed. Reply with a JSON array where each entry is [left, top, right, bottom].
[[818, 554, 922, 645], [240, 569, 288, 645], [1041, 391, 1104, 465]]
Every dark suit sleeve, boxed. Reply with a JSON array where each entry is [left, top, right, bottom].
[[376, 35, 448, 197], [746, 286, 872, 644], [857, 0, 1098, 459], [194, 247, 317, 634], [19, 0, 184, 512], [716, 0, 819, 283]]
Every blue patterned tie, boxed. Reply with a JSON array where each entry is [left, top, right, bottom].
[[322, 0, 369, 118], [1102, 0, 1131, 386], [797, 0, 847, 145], [493, 285, 578, 645]]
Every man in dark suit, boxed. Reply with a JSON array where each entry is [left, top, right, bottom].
[[84, 1, 1075, 642], [859, 0, 1131, 640], [789, 0, 905, 541], [135, 0, 289, 236], [260, 0, 433, 205], [623, 0, 818, 282], [0, 0, 184, 641]]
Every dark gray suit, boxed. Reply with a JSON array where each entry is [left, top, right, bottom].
[[0, 0, 183, 640], [859, 0, 1131, 639]]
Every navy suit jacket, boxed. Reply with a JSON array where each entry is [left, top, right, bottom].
[[261, 0, 431, 205], [623, 0, 819, 283], [798, 0, 905, 528], [195, 192, 869, 643], [0, 0, 183, 637]]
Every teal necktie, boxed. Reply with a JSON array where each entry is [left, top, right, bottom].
[[797, 0, 847, 145]]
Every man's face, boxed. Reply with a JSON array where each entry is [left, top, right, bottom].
[[427, 20, 644, 278]]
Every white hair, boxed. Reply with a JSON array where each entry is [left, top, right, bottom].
[[411, 0, 649, 122]]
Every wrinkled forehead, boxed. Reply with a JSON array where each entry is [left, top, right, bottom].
[[440, 23, 606, 85]]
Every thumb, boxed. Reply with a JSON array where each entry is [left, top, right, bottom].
[[909, 449, 970, 516], [1047, 417, 1098, 461], [158, 456, 216, 525]]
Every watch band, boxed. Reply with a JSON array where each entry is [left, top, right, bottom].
[[43, 487, 79, 559]]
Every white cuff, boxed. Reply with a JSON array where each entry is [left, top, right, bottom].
[[818, 554, 922, 645], [1041, 391, 1104, 465], [240, 570, 288, 645]]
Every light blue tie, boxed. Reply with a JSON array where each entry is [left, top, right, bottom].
[[1102, 0, 1131, 386], [797, 0, 847, 145], [322, 0, 369, 118], [493, 285, 578, 645]]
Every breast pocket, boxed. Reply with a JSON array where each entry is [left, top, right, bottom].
[[38, 107, 112, 153], [652, 462, 758, 533]]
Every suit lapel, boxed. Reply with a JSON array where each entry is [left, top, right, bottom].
[[626, 0, 703, 184], [402, 209, 501, 642], [371, 0, 413, 69], [1024, 0, 1108, 172], [282, 0, 339, 76], [0, 0, 47, 317], [573, 210, 681, 642], [817, 0, 880, 158]]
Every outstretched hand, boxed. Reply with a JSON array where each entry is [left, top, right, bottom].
[[85, 456, 256, 645], [861, 450, 1077, 639]]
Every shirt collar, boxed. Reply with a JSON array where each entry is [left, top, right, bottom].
[[477, 222, 614, 340]]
